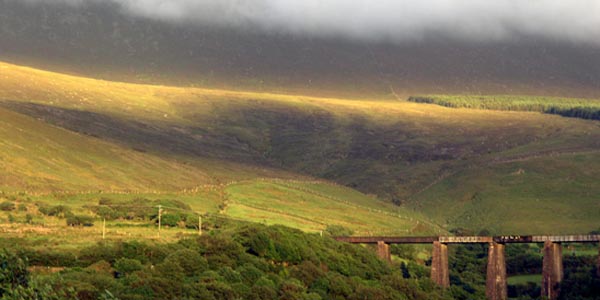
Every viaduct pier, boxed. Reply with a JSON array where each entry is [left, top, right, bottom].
[[335, 235, 600, 300]]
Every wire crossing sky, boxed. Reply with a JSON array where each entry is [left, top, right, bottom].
[[21, 0, 600, 45]]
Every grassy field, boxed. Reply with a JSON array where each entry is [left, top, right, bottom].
[[0, 60, 599, 236], [0, 107, 212, 192], [0, 177, 444, 251], [409, 152, 600, 234], [223, 179, 441, 235], [507, 274, 542, 286]]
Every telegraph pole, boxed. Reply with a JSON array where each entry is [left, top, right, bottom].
[[157, 205, 162, 238]]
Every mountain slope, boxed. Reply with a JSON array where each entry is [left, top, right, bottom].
[[0, 61, 445, 234], [0, 106, 210, 192], [1, 103, 441, 234], [409, 151, 600, 234], [0, 61, 598, 234]]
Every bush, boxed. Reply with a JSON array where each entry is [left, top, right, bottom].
[[163, 249, 208, 277], [160, 213, 183, 227], [95, 206, 120, 220], [185, 214, 201, 229], [0, 249, 29, 295], [17, 203, 27, 212], [66, 215, 95, 227], [0, 201, 16, 211], [114, 258, 143, 277], [391, 244, 416, 260], [21, 249, 79, 267], [38, 204, 71, 218]]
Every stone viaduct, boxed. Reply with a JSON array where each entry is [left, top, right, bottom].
[[335, 235, 600, 300]]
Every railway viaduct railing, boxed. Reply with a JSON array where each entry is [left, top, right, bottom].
[[334, 235, 600, 300]]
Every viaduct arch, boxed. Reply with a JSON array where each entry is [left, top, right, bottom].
[[335, 235, 600, 300]]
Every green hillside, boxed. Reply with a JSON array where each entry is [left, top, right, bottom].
[[222, 179, 438, 235], [0, 107, 210, 192], [0, 61, 599, 235], [409, 152, 600, 234], [0, 62, 443, 236]]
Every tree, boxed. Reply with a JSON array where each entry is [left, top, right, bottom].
[[0, 250, 29, 296]]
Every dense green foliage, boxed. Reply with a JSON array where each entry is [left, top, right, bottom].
[[2, 224, 451, 300], [0, 250, 29, 296], [444, 243, 600, 300], [408, 95, 600, 120], [0, 222, 598, 299], [559, 255, 600, 300]]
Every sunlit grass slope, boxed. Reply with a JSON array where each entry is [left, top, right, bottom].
[[1, 60, 599, 234], [0, 179, 443, 248], [0, 106, 210, 192], [222, 179, 440, 235], [410, 152, 600, 234], [0, 61, 443, 235]]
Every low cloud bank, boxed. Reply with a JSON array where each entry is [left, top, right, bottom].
[[21, 0, 600, 45]]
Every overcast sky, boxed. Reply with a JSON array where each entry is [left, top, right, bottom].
[[23, 0, 600, 45]]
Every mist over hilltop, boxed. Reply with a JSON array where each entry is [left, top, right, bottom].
[[19, 0, 600, 45], [2, 0, 600, 97]]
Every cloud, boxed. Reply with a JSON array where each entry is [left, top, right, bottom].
[[19, 0, 600, 45]]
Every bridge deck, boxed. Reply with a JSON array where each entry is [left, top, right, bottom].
[[334, 235, 600, 244]]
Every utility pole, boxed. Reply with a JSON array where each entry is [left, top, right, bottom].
[[102, 218, 106, 240], [157, 205, 162, 238]]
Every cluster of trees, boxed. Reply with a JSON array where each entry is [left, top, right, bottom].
[[29, 198, 202, 228], [1, 224, 452, 300], [36, 203, 94, 227], [89, 198, 201, 229], [444, 243, 600, 300], [408, 95, 600, 120]]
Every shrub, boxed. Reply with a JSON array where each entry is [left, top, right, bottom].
[[0, 249, 29, 295], [248, 285, 277, 300], [185, 214, 201, 229], [391, 244, 416, 260], [160, 213, 182, 227], [21, 249, 79, 267], [66, 215, 95, 227], [17, 203, 27, 212], [114, 258, 143, 277], [0, 201, 16, 211], [38, 204, 71, 218], [163, 249, 208, 277], [239, 264, 264, 286], [95, 206, 120, 220]]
